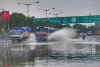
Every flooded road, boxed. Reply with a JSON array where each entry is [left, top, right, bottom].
[[0, 35, 100, 67]]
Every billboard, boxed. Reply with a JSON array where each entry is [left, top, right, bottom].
[[2, 11, 9, 19]]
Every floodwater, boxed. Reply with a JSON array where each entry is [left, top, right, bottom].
[[1, 37, 100, 67], [0, 29, 100, 67]]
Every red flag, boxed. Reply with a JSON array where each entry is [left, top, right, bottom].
[[2, 11, 9, 19]]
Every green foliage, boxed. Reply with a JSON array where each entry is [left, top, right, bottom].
[[26, 17, 34, 31], [33, 20, 71, 31], [73, 24, 87, 32], [88, 26, 96, 32], [53, 23, 61, 29], [73, 24, 100, 34], [33, 20, 54, 32], [10, 12, 27, 28], [9, 12, 35, 32], [87, 25, 100, 34]]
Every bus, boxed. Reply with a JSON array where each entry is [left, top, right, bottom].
[[35, 27, 55, 41]]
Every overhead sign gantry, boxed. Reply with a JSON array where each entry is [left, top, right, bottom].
[[34, 15, 100, 24]]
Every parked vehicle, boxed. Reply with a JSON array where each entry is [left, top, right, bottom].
[[10, 27, 31, 42]]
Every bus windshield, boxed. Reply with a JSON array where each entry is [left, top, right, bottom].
[[43, 29, 47, 32], [11, 31, 21, 35], [36, 29, 40, 32]]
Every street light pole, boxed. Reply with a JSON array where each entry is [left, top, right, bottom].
[[44, 10, 48, 20], [17, 1, 39, 17], [38, 8, 55, 21], [49, 12, 63, 22], [54, 14, 58, 21], [27, 5, 29, 17]]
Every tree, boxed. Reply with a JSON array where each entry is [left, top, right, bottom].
[[87, 25, 97, 34], [26, 16, 35, 31], [10, 12, 27, 28], [53, 23, 61, 29], [10, 13, 36, 32], [73, 24, 87, 32], [33, 20, 54, 31], [33, 19, 72, 31]]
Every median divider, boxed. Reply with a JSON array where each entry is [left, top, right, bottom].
[[0, 35, 11, 40]]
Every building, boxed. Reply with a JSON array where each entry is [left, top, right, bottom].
[[95, 23, 100, 27]]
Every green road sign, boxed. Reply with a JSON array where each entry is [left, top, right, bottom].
[[34, 15, 100, 24]]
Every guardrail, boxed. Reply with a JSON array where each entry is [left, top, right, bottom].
[[0, 35, 11, 40]]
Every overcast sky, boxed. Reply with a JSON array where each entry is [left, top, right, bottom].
[[1, 0, 100, 18]]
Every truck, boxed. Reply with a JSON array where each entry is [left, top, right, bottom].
[[10, 27, 31, 42]]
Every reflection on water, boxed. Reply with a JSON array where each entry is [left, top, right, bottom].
[[35, 45, 50, 57], [0, 43, 35, 67], [0, 40, 100, 67]]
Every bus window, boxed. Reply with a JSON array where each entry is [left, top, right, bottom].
[[50, 29, 51, 34], [43, 29, 47, 32], [51, 30, 53, 33], [47, 29, 48, 33], [51, 29, 54, 33], [11, 30, 21, 35], [48, 29, 50, 33], [37, 29, 40, 32]]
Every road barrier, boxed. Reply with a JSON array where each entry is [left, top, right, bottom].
[[0, 35, 11, 40]]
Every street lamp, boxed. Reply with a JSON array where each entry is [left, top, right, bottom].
[[38, 8, 55, 20], [17, 1, 39, 17], [49, 12, 63, 22]]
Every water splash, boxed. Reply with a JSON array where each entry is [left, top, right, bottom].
[[27, 33, 36, 42], [47, 28, 76, 54], [48, 28, 75, 41]]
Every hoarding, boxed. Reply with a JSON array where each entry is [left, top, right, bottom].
[[2, 11, 9, 19]]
